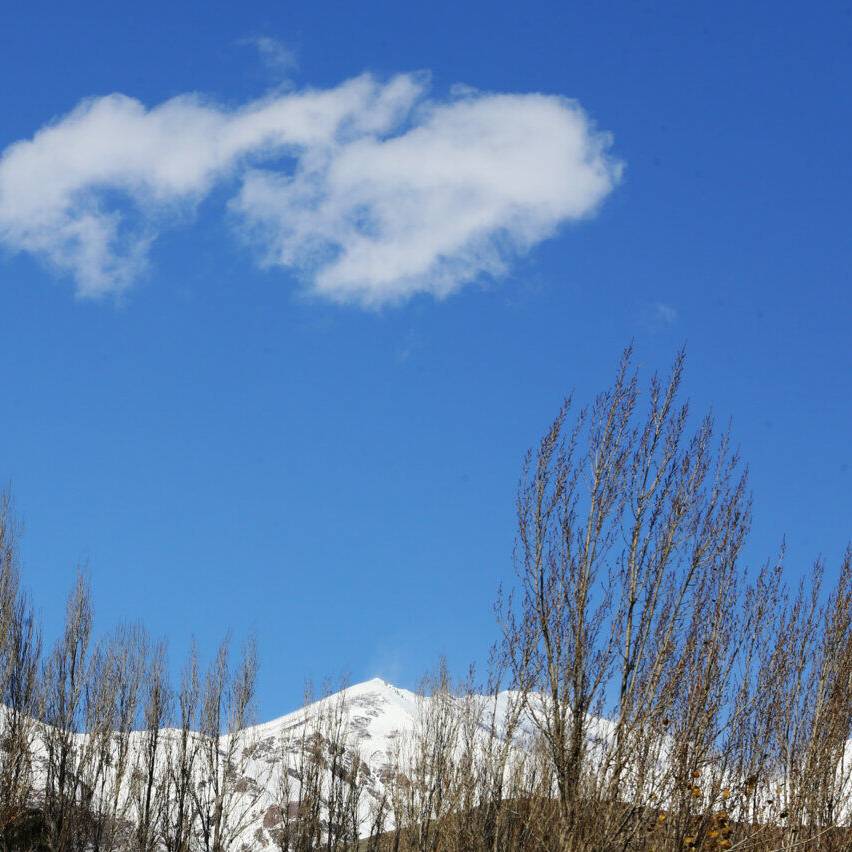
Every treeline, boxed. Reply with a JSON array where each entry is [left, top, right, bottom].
[[0, 349, 850, 852], [0, 511, 260, 852]]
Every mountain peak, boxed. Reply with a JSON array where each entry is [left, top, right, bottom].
[[353, 676, 390, 689]]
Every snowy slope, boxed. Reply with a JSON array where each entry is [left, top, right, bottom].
[[198, 677, 508, 847], [231, 678, 518, 846], [13, 677, 852, 848]]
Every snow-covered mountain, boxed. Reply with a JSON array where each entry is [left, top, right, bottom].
[[226, 677, 522, 847], [16, 677, 852, 849], [12, 677, 526, 850], [253, 676, 426, 759], [194, 677, 630, 847]]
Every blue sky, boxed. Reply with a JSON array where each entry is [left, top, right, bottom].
[[1, 0, 849, 718]]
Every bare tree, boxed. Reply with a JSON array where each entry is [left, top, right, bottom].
[[265, 681, 374, 852], [161, 645, 201, 852], [85, 624, 147, 852], [498, 348, 821, 850], [0, 494, 42, 852], [132, 640, 172, 852], [1, 347, 849, 852], [191, 637, 260, 852], [40, 572, 95, 852]]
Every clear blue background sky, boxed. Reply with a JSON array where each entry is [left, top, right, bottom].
[[1, 0, 849, 719]]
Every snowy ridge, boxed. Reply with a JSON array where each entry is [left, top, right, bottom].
[[231, 677, 519, 844], [13, 678, 852, 848]]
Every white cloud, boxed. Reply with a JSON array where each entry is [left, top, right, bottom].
[[242, 36, 299, 74], [639, 301, 679, 332], [0, 73, 622, 305], [655, 302, 678, 325]]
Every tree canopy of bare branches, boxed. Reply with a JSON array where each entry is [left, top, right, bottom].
[[0, 349, 848, 852]]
